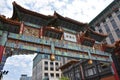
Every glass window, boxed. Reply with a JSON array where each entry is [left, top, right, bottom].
[[111, 19, 118, 29], [44, 61, 48, 65], [88, 69, 94, 76], [102, 19, 106, 24], [98, 65, 102, 72], [115, 9, 120, 14], [50, 67, 54, 71], [108, 15, 112, 20], [109, 33, 115, 43], [99, 29, 103, 33], [50, 62, 53, 65], [55, 62, 59, 66], [117, 14, 120, 20], [44, 73, 48, 77], [56, 73, 59, 77], [50, 73, 54, 77], [115, 28, 120, 38], [104, 24, 110, 33], [56, 68, 59, 71], [44, 67, 48, 70]]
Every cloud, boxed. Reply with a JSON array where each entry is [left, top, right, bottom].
[[3, 54, 36, 80], [0, 0, 113, 22]]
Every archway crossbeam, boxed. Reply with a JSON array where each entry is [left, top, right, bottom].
[[0, 30, 112, 62]]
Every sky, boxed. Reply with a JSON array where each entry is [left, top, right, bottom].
[[0, 0, 113, 80]]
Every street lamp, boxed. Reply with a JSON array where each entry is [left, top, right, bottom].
[[0, 70, 9, 80], [50, 54, 55, 61], [88, 59, 93, 64]]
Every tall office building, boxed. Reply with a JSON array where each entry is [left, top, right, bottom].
[[89, 0, 120, 77], [20, 74, 31, 80], [89, 0, 120, 44], [32, 54, 61, 80]]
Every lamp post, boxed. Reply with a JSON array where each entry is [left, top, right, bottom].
[[88, 59, 93, 65], [0, 70, 9, 80], [50, 54, 55, 61]]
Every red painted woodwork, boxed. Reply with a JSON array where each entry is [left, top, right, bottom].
[[39, 27, 43, 38], [0, 46, 4, 62], [76, 33, 80, 43], [112, 62, 120, 80], [101, 75, 116, 80], [19, 22, 24, 34]]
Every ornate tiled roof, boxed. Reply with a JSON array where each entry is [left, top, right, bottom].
[[102, 43, 115, 53], [0, 15, 21, 33], [54, 11, 88, 27], [85, 28, 108, 42], [11, 2, 88, 31], [114, 39, 120, 53], [12, 1, 53, 20], [0, 15, 20, 26]]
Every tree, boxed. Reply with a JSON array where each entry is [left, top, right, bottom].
[[60, 76, 69, 80]]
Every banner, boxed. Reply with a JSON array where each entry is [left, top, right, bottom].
[[64, 32, 77, 42]]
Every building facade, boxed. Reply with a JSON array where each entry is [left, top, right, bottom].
[[89, 0, 120, 44], [20, 74, 31, 80], [89, 0, 120, 78], [32, 54, 61, 80], [60, 60, 115, 80]]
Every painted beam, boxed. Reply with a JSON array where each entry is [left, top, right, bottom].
[[24, 22, 40, 28], [0, 31, 110, 62], [6, 41, 111, 62], [8, 33, 110, 57]]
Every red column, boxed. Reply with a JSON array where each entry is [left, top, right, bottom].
[[39, 27, 43, 38], [19, 22, 24, 34], [112, 62, 120, 80], [76, 33, 80, 43], [0, 46, 4, 62]]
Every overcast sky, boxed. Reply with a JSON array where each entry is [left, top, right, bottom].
[[0, 0, 113, 80]]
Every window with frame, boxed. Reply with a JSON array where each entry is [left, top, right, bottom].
[[115, 9, 120, 14], [56, 73, 59, 78], [44, 73, 48, 77], [44, 61, 48, 65], [56, 67, 59, 71], [50, 62, 53, 65], [109, 33, 115, 43], [50, 67, 54, 71], [55, 62, 59, 66], [108, 15, 112, 20], [111, 19, 118, 29], [99, 29, 103, 33], [44, 67, 48, 70], [104, 24, 110, 33], [117, 14, 120, 21], [115, 28, 120, 38], [50, 73, 54, 77], [84, 63, 96, 77]]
